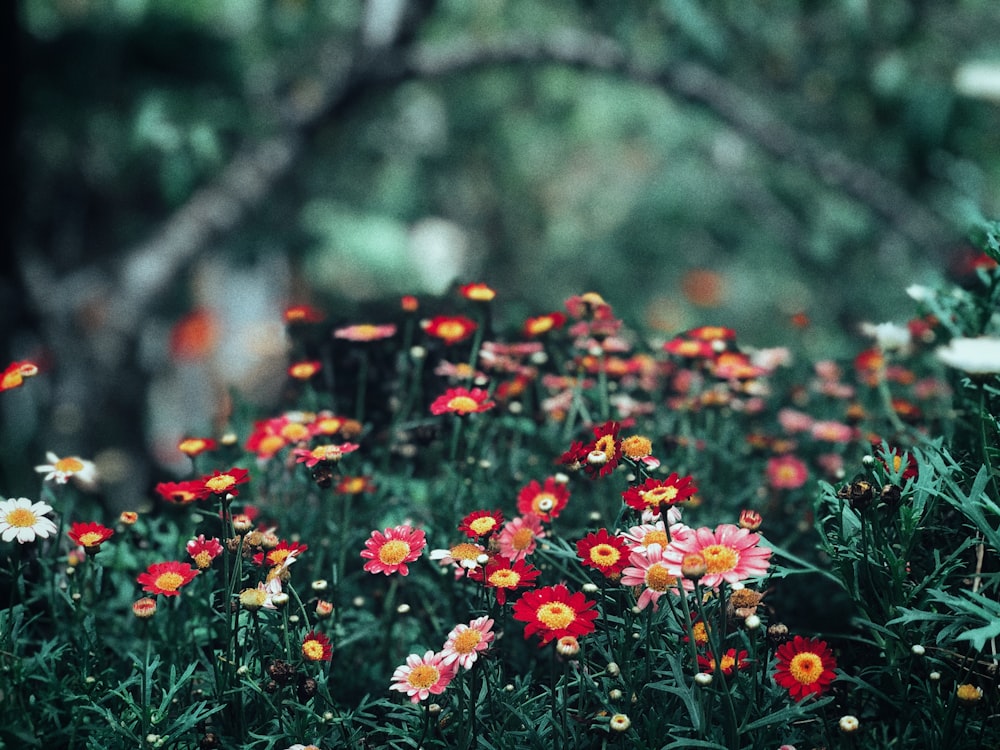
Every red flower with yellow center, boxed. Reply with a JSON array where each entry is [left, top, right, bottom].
[[622, 474, 698, 514], [287, 360, 322, 380], [560, 421, 623, 479], [523, 312, 566, 337], [293, 443, 360, 467], [253, 540, 308, 568], [576, 528, 630, 578], [186, 534, 224, 570], [283, 304, 325, 323], [335, 475, 375, 495], [67, 522, 114, 550], [0, 361, 39, 392], [423, 315, 478, 345], [202, 467, 251, 497], [301, 631, 333, 662], [430, 387, 496, 416], [688, 325, 736, 342], [137, 561, 200, 597], [155, 480, 211, 505], [471, 556, 540, 605], [178, 437, 217, 457], [698, 648, 750, 675], [512, 584, 599, 645], [459, 509, 504, 539], [663, 338, 715, 359], [516, 478, 569, 521], [458, 282, 496, 302], [774, 636, 838, 700]]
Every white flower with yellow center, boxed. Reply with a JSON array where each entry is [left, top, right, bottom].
[[34, 452, 99, 490], [0, 497, 58, 544]]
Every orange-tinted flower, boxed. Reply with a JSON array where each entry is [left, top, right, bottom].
[[67, 522, 114, 551], [738, 509, 763, 531], [301, 631, 333, 662], [774, 636, 837, 701], [202, 467, 251, 497], [422, 315, 477, 345], [186, 534, 224, 569], [1, 361, 39, 392], [698, 648, 749, 675], [854, 347, 885, 385], [333, 323, 397, 342], [516, 478, 569, 522], [178, 437, 217, 457], [155, 480, 211, 505], [169, 308, 218, 362], [470, 556, 540, 605], [459, 282, 496, 302], [622, 474, 698, 514], [430, 387, 495, 416], [335, 475, 376, 495], [283, 304, 325, 324], [523, 312, 566, 337], [137, 561, 200, 597], [288, 360, 322, 380], [576, 528, 630, 578], [119, 511, 139, 526], [401, 295, 419, 312], [512, 584, 599, 645], [459, 509, 504, 539], [681, 269, 725, 308]]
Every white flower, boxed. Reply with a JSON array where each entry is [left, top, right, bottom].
[[34, 452, 99, 490], [0, 497, 58, 544], [860, 321, 912, 353], [936, 337, 1000, 374], [906, 284, 933, 302]]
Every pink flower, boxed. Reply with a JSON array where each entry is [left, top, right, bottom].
[[360, 525, 426, 576], [809, 420, 856, 443], [620, 543, 678, 611], [663, 524, 772, 589], [292, 443, 360, 467], [389, 650, 457, 703], [777, 408, 814, 433], [440, 616, 495, 669], [767, 454, 809, 490], [496, 514, 545, 561]]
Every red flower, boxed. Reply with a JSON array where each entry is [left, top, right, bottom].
[[687, 325, 736, 342], [283, 304, 325, 324], [186, 535, 224, 569], [875, 444, 919, 480], [253, 540, 308, 568], [177, 437, 217, 457], [560, 421, 622, 479], [774, 636, 838, 701], [576, 529, 630, 578], [202, 468, 251, 497], [287, 360, 322, 380], [698, 648, 750, 675], [67, 522, 114, 550], [516, 478, 569, 522], [137, 561, 200, 597], [0, 361, 39, 392], [155, 480, 211, 505], [470, 556, 540, 605], [622, 474, 698, 514], [430, 387, 496, 416], [335, 475, 376, 495], [423, 315, 478, 345], [523, 312, 566, 337], [663, 338, 715, 359], [458, 282, 496, 302], [512, 584, 599, 646], [301, 631, 333, 662], [458, 509, 504, 539]]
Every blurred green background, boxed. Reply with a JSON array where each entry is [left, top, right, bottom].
[[5, 0, 1000, 507]]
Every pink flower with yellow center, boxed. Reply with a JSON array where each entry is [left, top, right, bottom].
[[186, 534, 223, 570], [766, 455, 809, 490], [333, 323, 397, 342], [136, 561, 200, 597], [430, 387, 496, 416], [292, 443, 360, 467], [620, 543, 678, 611], [440, 616, 495, 669], [496, 514, 545, 561], [390, 650, 457, 703], [360, 525, 426, 576], [663, 524, 771, 589]]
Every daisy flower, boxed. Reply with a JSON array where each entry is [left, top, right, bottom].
[[440, 616, 495, 669], [496, 514, 545, 561], [137, 561, 200, 597], [576, 528, 630, 578], [773, 636, 838, 701], [155, 480, 211, 505], [34, 452, 99, 491], [664, 524, 772, 589], [458, 509, 504, 539], [560, 421, 622, 479], [422, 315, 477, 345], [512, 584, 599, 646], [186, 535, 224, 569], [516, 478, 569, 522], [301, 631, 333, 662], [429, 541, 486, 578], [360, 525, 426, 576], [0, 498, 58, 544], [430, 387, 496, 416], [292, 443, 360, 467], [620, 514, 686, 553], [470, 556, 540, 605], [67, 521, 114, 552], [622, 474, 697, 515], [766, 455, 809, 490], [390, 650, 457, 703], [620, 543, 678, 611], [698, 648, 750, 675], [201, 467, 251, 497], [253, 540, 308, 568]]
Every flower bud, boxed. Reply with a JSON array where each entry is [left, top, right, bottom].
[[738, 509, 762, 531], [609, 714, 631, 732], [839, 715, 859, 733], [680, 552, 707, 581]]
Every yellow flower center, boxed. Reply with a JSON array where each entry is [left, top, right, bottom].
[[193, 551, 213, 569], [447, 396, 480, 413], [533, 493, 557, 514], [5, 508, 37, 528], [258, 435, 286, 455], [511, 527, 534, 550], [469, 517, 497, 535], [316, 417, 343, 434], [788, 652, 823, 685], [590, 544, 621, 567], [594, 435, 617, 460], [205, 475, 236, 493], [488, 569, 521, 588], [643, 530, 668, 547], [55, 457, 84, 473], [536, 602, 576, 630], [700, 544, 739, 575], [378, 540, 410, 565], [892, 455, 904, 471], [154, 572, 185, 592], [450, 543, 481, 561], [78, 532, 104, 547], [641, 486, 678, 505], [353, 325, 379, 339], [527, 318, 554, 335], [437, 322, 466, 340], [645, 563, 676, 592], [713, 653, 736, 672], [621, 435, 652, 459], [240, 588, 267, 608], [314, 445, 342, 461], [407, 664, 440, 689], [281, 423, 311, 441], [269, 549, 291, 566], [302, 640, 326, 660], [692, 621, 709, 645], [452, 629, 482, 654], [341, 477, 366, 493]]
